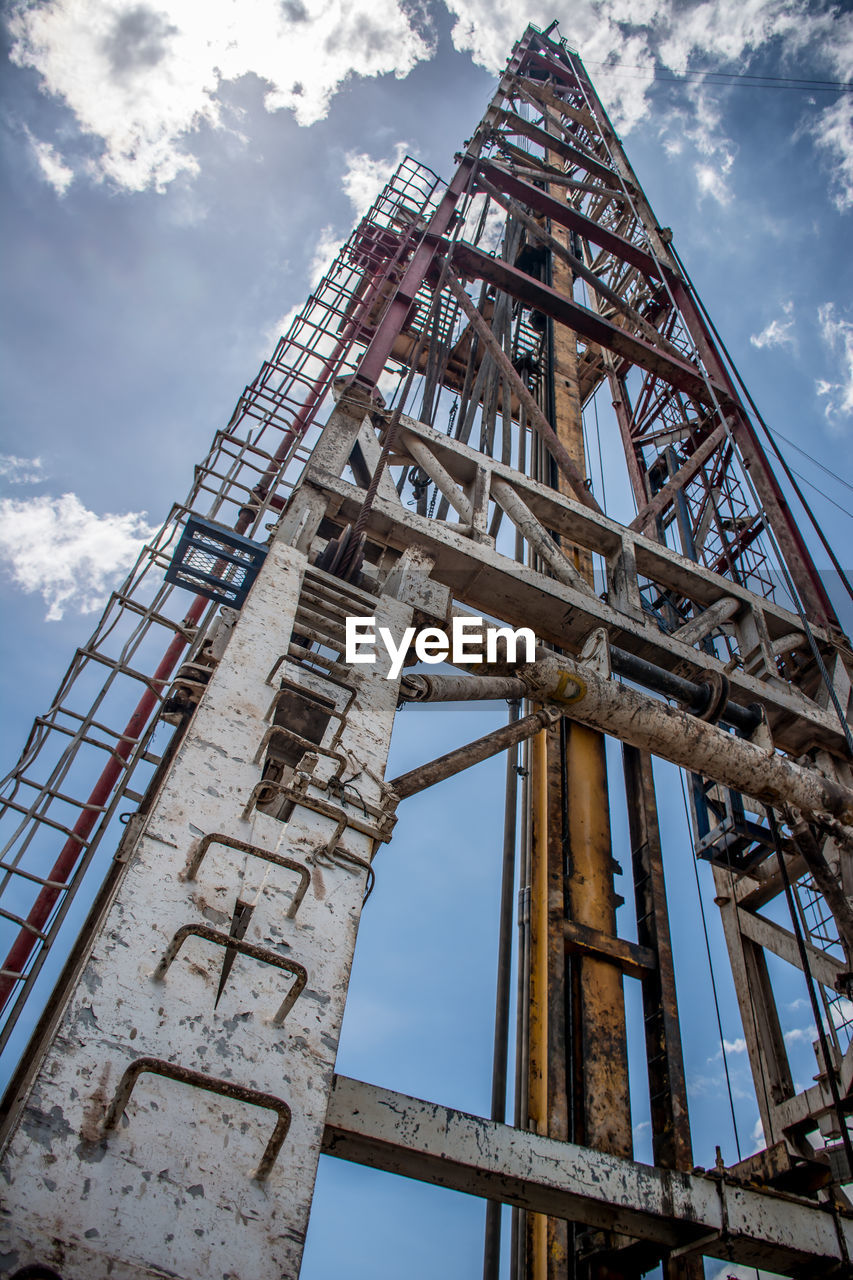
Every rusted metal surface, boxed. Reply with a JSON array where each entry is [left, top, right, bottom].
[[442, 268, 600, 513], [483, 698, 522, 1280], [563, 723, 632, 1165], [526, 724, 570, 1277], [622, 745, 698, 1233], [452, 242, 721, 406], [400, 672, 528, 703], [525, 651, 853, 830], [322, 1074, 853, 1274], [151, 922, 307, 1025], [389, 707, 560, 800], [308, 458, 847, 759], [562, 918, 655, 983]]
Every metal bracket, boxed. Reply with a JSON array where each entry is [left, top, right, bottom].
[[180, 832, 310, 919], [100, 1056, 292, 1180], [151, 921, 307, 1025], [243, 778, 396, 843], [579, 627, 611, 679]]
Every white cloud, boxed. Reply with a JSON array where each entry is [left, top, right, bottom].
[[8, 0, 434, 192], [260, 137, 411, 355], [12, 0, 853, 213], [695, 159, 732, 205], [445, 2, 853, 213], [816, 303, 853, 429], [723, 1035, 747, 1054], [830, 993, 853, 1028], [342, 142, 410, 218], [444, 2, 657, 133], [0, 455, 45, 485], [0, 492, 156, 620], [783, 1025, 811, 1045], [751, 300, 795, 350], [23, 126, 74, 194], [308, 224, 345, 289], [461, 191, 506, 252], [812, 57, 853, 212]]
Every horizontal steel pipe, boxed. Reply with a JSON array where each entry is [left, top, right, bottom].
[[526, 655, 853, 828], [400, 673, 528, 703], [608, 646, 761, 736], [389, 706, 558, 800]]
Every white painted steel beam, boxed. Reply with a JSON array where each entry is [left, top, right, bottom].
[[0, 541, 412, 1280], [322, 1074, 853, 1275], [306, 464, 847, 757]]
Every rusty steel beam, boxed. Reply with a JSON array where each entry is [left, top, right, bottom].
[[322, 1074, 853, 1274], [442, 269, 601, 513], [526, 652, 853, 830], [451, 242, 721, 407], [478, 159, 665, 282], [622, 746, 698, 1200], [388, 707, 560, 800], [629, 423, 729, 533], [492, 109, 625, 186]]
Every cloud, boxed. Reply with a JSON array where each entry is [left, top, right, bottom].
[[0, 455, 45, 485], [812, 62, 853, 212], [445, 2, 852, 211], [11, 0, 853, 213], [461, 191, 506, 252], [830, 993, 853, 1028], [695, 159, 732, 206], [0, 492, 157, 620], [751, 300, 795, 350], [783, 1025, 811, 1045], [723, 1036, 747, 1055], [8, 0, 434, 191], [308, 224, 346, 289], [23, 126, 74, 194], [261, 142, 411, 351], [816, 303, 853, 428], [342, 142, 410, 218]]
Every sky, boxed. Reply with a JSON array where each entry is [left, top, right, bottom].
[[1, 1, 853, 1277]]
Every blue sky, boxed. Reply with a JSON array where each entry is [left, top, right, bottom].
[[2, 2, 853, 1277]]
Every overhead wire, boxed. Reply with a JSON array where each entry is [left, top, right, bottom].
[[581, 59, 853, 93], [679, 770, 743, 1161], [788, 466, 853, 523], [770, 427, 853, 499], [668, 241, 853, 615]]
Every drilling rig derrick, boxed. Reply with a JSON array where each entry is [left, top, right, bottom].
[[1, 22, 853, 1280]]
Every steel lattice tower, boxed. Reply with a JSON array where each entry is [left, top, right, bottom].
[[2, 22, 853, 1280]]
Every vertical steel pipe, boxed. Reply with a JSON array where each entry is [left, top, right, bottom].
[[483, 698, 521, 1280]]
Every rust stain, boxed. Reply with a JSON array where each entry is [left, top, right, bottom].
[[79, 1063, 113, 1143]]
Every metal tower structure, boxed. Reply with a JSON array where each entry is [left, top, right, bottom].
[[2, 21, 853, 1279]]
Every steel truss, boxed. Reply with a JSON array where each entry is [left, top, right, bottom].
[[2, 20, 853, 1280]]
